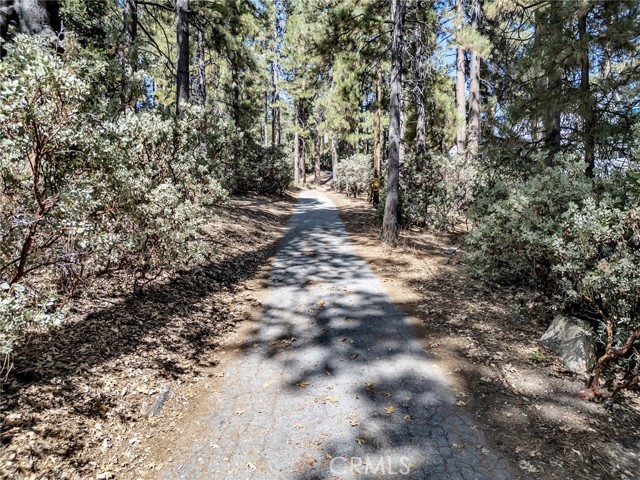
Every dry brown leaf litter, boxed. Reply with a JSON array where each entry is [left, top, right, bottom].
[[0, 195, 295, 480]]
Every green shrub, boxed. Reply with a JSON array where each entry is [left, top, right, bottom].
[[467, 157, 593, 285], [374, 152, 472, 230], [258, 146, 293, 195], [1, 283, 64, 355], [221, 136, 291, 195], [467, 157, 640, 397], [399, 152, 473, 230], [333, 153, 373, 198], [0, 36, 234, 356]]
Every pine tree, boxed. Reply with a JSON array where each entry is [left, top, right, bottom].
[[381, 0, 405, 245], [175, 0, 189, 117]]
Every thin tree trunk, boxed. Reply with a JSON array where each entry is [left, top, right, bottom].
[[232, 61, 240, 127], [293, 132, 300, 186], [381, 0, 404, 245], [314, 130, 321, 185], [579, 8, 595, 177], [416, 94, 426, 154], [455, 0, 466, 159], [271, 1, 281, 146], [414, 40, 426, 154], [11, 150, 53, 285], [193, 23, 206, 105], [176, 0, 189, 117], [467, 0, 481, 162], [293, 103, 300, 186], [271, 59, 281, 145], [544, 6, 562, 155], [331, 138, 338, 188], [301, 137, 307, 185], [121, 0, 137, 114], [399, 93, 406, 165], [373, 68, 382, 205], [264, 92, 270, 147], [533, 11, 545, 143]]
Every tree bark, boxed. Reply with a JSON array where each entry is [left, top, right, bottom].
[[270, 1, 281, 145], [301, 137, 307, 185], [271, 59, 281, 145], [373, 68, 382, 205], [1, 0, 61, 41], [176, 0, 189, 118], [232, 61, 240, 126], [415, 93, 426, 155], [264, 92, 270, 146], [455, 0, 466, 160], [331, 138, 338, 188], [414, 38, 426, 154], [194, 23, 206, 105], [543, 6, 562, 155], [399, 93, 406, 165], [314, 129, 321, 185], [381, 0, 404, 245], [533, 10, 545, 143], [467, 0, 481, 163], [293, 103, 300, 186], [121, 0, 137, 114], [579, 8, 595, 177]]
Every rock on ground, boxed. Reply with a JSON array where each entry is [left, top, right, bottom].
[[540, 315, 596, 374]]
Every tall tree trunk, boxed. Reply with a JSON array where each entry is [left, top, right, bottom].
[[1, 0, 62, 49], [232, 60, 240, 127], [293, 132, 300, 186], [543, 5, 562, 155], [455, 0, 466, 159], [331, 138, 338, 188], [414, 39, 426, 154], [533, 7, 560, 158], [467, 0, 481, 162], [293, 103, 300, 186], [399, 94, 406, 164], [264, 92, 270, 147], [271, 1, 281, 146], [193, 23, 206, 105], [533, 10, 545, 143], [415, 97, 426, 155], [381, 0, 404, 245], [271, 59, 281, 145], [314, 130, 321, 185], [121, 0, 137, 114], [301, 137, 307, 185], [579, 8, 595, 177], [176, 0, 189, 117], [373, 68, 382, 205]]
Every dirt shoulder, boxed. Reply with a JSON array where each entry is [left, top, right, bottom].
[[325, 188, 640, 480], [0, 194, 297, 480]]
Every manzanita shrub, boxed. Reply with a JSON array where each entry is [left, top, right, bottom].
[[373, 152, 472, 230], [0, 36, 290, 356], [467, 157, 640, 398], [398, 152, 473, 230], [333, 154, 373, 198]]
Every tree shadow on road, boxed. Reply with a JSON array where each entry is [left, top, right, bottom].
[[214, 194, 514, 479]]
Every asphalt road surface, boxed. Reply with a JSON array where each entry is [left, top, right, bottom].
[[160, 190, 512, 480]]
